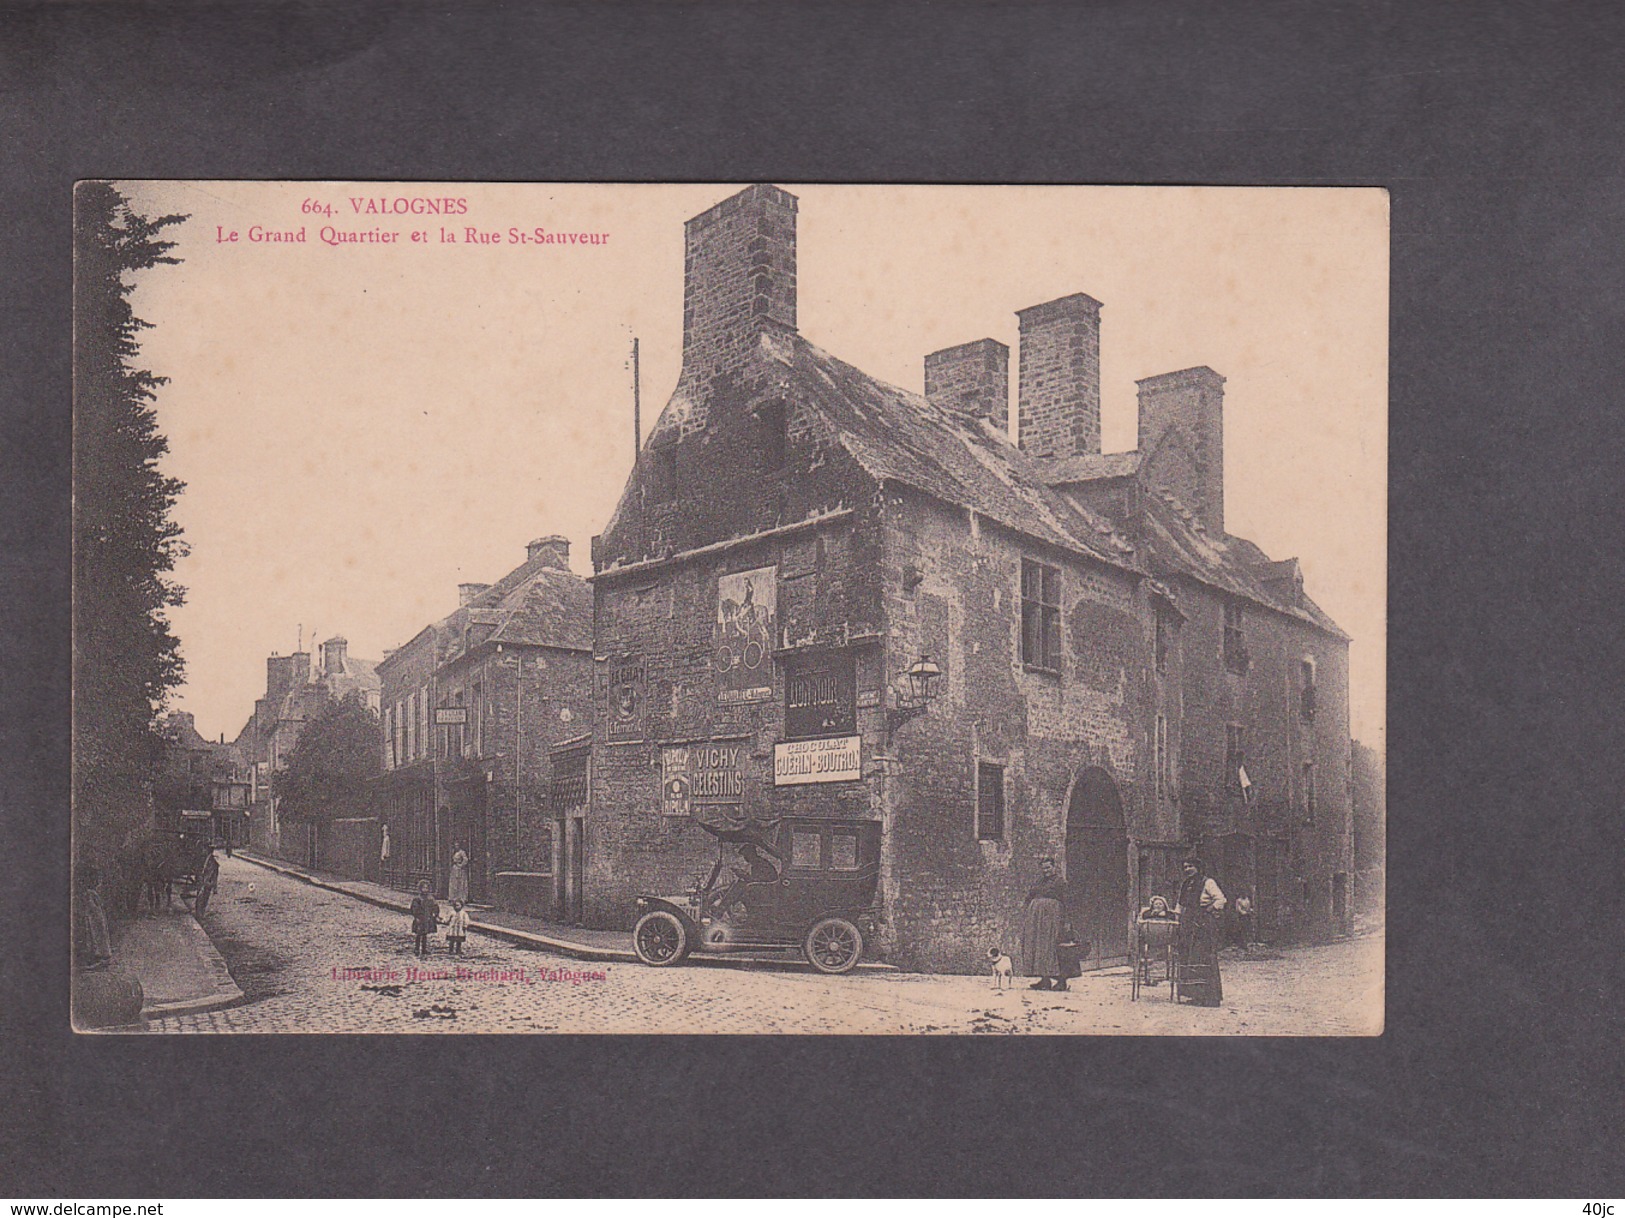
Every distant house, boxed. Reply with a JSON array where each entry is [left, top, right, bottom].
[[233, 636, 380, 862], [375, 536, 594, 916]]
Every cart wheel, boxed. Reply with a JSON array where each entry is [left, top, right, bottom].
[[194, 872, 215, 914], [804, 917, 863, 974], [633, 910, 690, 966]]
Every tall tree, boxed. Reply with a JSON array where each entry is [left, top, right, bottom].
[[73, 183, 189, 900], [276, 693, 382, 824]]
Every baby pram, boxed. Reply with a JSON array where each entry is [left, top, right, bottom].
[[1130, 915, 1178, 1001]]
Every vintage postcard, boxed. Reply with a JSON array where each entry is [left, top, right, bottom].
[[71, 181, 1386, 1034]]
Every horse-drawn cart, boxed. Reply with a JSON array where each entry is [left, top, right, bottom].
[[142, 815, 220, 913]]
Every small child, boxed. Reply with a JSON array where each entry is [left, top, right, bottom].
[[409, 881, 440, 957], [443, 900, 470, 956]]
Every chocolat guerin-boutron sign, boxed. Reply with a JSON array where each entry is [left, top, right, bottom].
[[773, 735, 862, 785]]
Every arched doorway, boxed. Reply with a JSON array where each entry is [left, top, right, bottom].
[[1065, 767, 1130, 965]]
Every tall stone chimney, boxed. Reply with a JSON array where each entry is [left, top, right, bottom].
[[1016, 293, 1103, 459], [526, 535, 571, 570], [1136, 366, 1226, 536], [925, 338, 1009, 430], [321, 636, 348, 676], [681, 184, 798, 382]]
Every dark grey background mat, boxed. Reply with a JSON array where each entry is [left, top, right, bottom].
[[3, 0, 1622, 1197]]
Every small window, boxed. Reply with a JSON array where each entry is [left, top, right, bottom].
[[976, 763, 1006, 842], [1303, 761, 1316, 821], [757, 400, 787, 471], [1154, 604, 1172, 675], [652, 446, 679, 503], [1223, 599, 1249, 674], [790, 829, 822, 869], [1020, 559, 1062, 671], [1155, 715, 1170, 800], [830, 831, 860, 871], [1300, 658, 1318, 722], [1226, 724, 1247, 790]]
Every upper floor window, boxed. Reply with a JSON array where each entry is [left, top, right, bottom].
[[1300, 657, 1318, 722], [651, 446, 679, 503], [1226, 723, 1248, 794], [757, 400, 787, 472], [1154, 604, 1172, 675], [1021, 559, 1062, 671], [1223, 599, 1250, 674], [976, 762, 1006, 842], [1155, 715, 1170, 800], [1303, 761, 1317, 822]]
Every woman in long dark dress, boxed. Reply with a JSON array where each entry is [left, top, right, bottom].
[[1174, 856, 1227, 1006], [1020, 857, 1068, 991]]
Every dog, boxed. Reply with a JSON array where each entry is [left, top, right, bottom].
[[987, 946, 1014, 990]]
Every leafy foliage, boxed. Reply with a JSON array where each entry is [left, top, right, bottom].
[[276, 693, 382, 824], [73, 183, 189, 892]]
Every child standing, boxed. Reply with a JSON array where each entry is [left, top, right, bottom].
[[444, 900, 470, 956], [409, 880, 440, 956]]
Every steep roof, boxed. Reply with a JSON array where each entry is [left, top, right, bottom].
[[436, 555, 592, 664], [1138, 491, 1348, 639], [780, 334, 1139, 570]]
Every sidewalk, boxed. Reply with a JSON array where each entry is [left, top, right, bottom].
[[113, 907, 245, 1020], [236, 851, 894, 971]]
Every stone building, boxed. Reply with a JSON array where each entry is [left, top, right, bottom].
[[375, 536, 594, 916], [586, 184, 1354, 971], [232, 636, 380, 862]]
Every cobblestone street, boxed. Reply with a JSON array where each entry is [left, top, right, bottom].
[[148, 856, 1383, 1034]]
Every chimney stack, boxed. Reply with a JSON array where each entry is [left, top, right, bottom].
[[266, 653, 300, 701], [681, 184, 798, 383], [1136, 366, 1226, 536], [321, 635, 348, 676], [1016, 293, 1103, 459], [526, 535, 571, 570], [458, 583, 492, 607], [925, 338, 1009, 430]]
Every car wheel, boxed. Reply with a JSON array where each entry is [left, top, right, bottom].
[[804, 916, 864, 974], [633, 910, 690, 966]]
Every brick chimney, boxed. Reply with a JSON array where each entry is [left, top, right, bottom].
[[1016, 293, 1103, 459], [321, 635, 348, 676], [681, 184, 798, 382], [458, 583, 492, 607], [526, 535, 571, 570], [1136, 366, 1226, 535], [265, 652, 300, 701], [925, 338, 1009, 430]]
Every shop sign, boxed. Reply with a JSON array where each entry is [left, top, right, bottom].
[[661, 741, 747, 816], [773, 735, 862, 785]]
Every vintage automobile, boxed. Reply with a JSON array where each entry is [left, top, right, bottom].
[[632, 817, 881, 974]]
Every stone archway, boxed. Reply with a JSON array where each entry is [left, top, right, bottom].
[[1065, 767, 1130, 965]]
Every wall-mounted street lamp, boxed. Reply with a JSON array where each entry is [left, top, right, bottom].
[[884, 654, 943, 743]]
